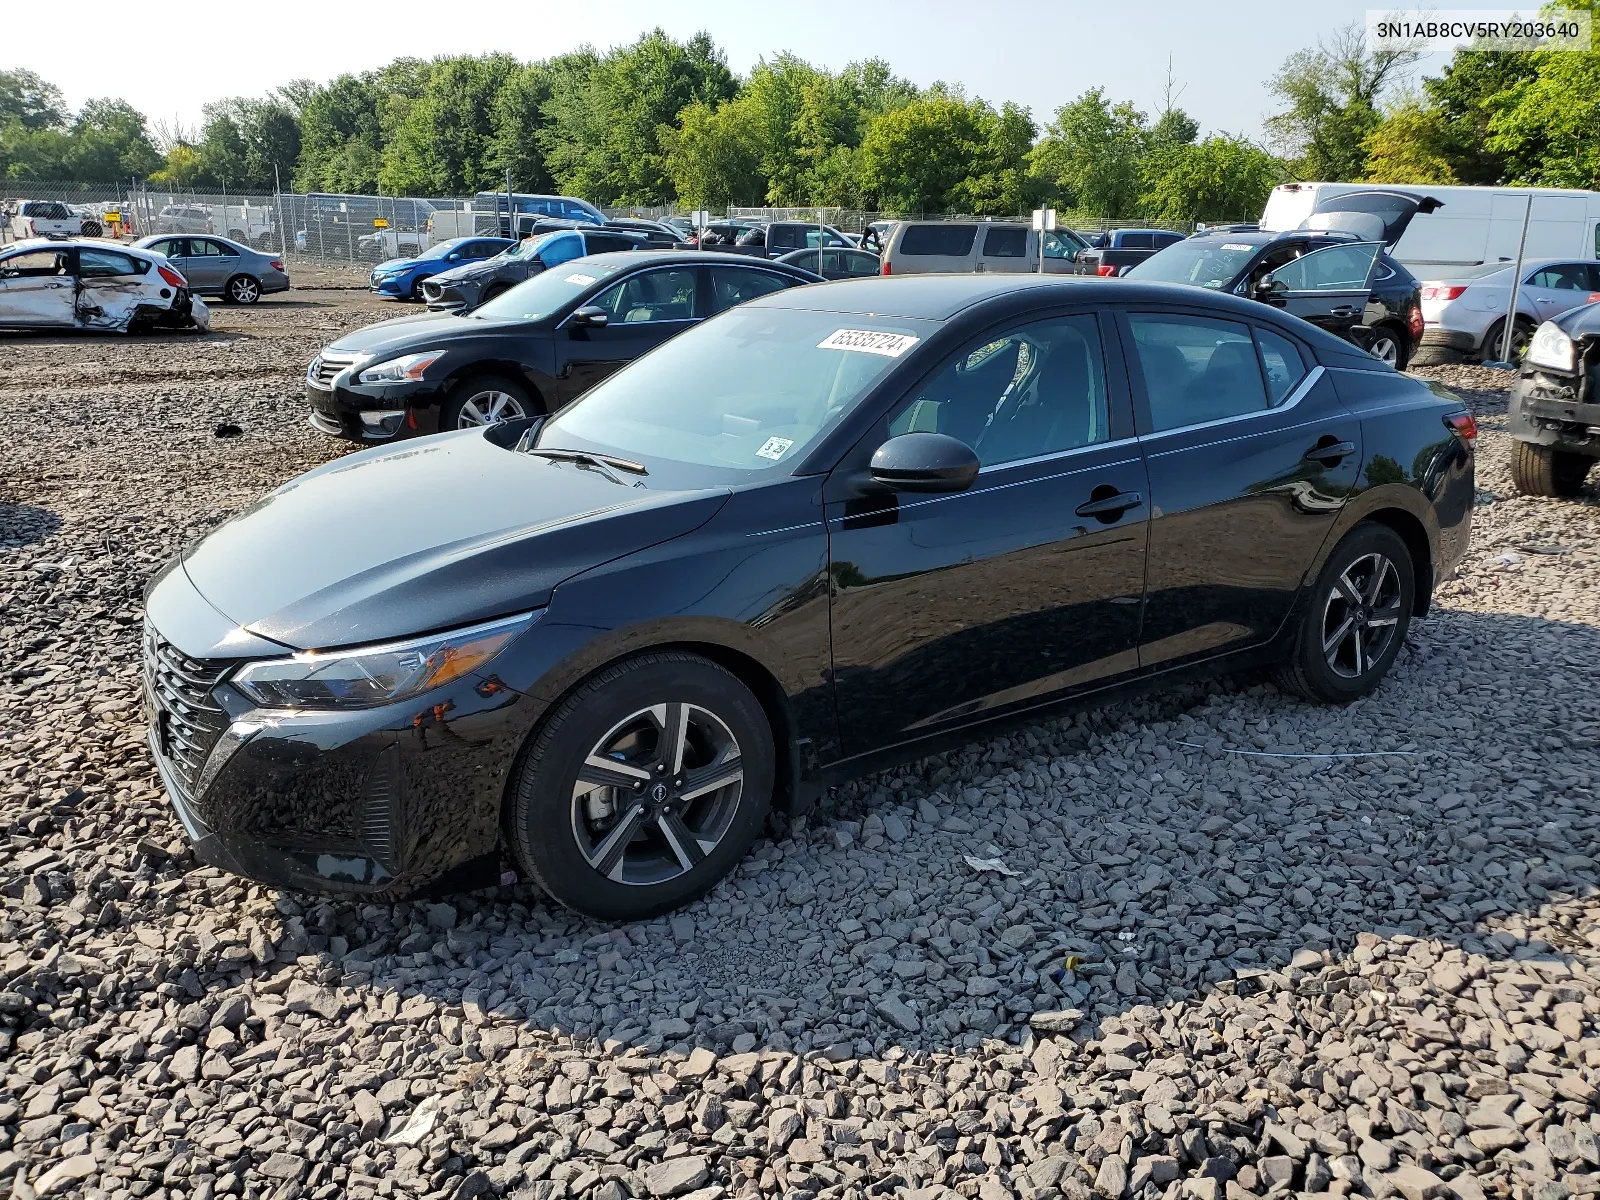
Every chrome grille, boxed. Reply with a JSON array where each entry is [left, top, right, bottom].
[[144, 623, 231, 794], [306, 350, 360, 389]]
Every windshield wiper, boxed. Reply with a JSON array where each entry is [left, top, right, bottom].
[[523, 446, 649, 483]]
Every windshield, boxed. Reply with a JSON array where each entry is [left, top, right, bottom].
[[538, 306, 936, 477], [498, 231, 569, 262], [421, 240, 464, 261], [472, 260, 627, 321], [1125, 239, 1259, 288]]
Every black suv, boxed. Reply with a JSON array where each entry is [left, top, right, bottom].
[[1126, 189, 1438, 369]]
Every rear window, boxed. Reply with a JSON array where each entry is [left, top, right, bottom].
[[1119, 233, 1155, 250], [983, 227, 1028, 258], [22, 202, 69, 219], [899, 224, 977, 257]]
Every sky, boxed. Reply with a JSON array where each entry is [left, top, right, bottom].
[[41, 0, 1471, 142]]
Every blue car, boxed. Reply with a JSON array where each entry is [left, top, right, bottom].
[[368, 237, 515, 301]]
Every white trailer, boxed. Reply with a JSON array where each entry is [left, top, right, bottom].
[[1261, 182, 1600, 267]]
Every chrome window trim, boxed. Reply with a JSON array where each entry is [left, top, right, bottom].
[[1139, 364, 1326, 444]]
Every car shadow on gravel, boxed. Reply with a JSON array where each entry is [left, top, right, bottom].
[[0, 501, 61, 547], [237, 604, 1600, 1060]]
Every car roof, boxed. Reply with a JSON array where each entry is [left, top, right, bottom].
[[573, 250, 816, 273], [3, 238, 158, 256]]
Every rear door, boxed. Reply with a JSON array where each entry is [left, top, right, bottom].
[[1521, 262, 1600, 322], [203, 238, 242, 290], [1119, 308, 1359, 669], [1264, 241, 1386, 349], [0, 247, 77, 326], [550, 266, 704, 404], [977, 225, 1031, 274], [888, 223, 978, 274]]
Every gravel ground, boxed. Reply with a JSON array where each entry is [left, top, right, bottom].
[[1, 300, 1597, 1200]]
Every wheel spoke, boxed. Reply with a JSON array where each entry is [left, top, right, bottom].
[[487, 393, 507, 420], [650, 702, 690, 774], [679, 755, 743, 802], [1334, 570, 1363, 607], [1364, 556, 1391, 604], [1353, 629, 1367, 675], [656, 809, 709, 870], [578, 754, 651, 790], [1322, 615, 1356, 658], [460, 399, 485, 426], [590, 804, 647, 880], [1368, 603, 1402, 629]]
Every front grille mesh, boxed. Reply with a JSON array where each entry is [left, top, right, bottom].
[[307, 351, 359, 389], [144, 623, 230, 794]]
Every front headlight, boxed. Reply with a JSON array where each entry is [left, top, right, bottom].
[[1526, 321, 1576, 372], [359, 351, 444, 384], [232, 611, 537, 710]]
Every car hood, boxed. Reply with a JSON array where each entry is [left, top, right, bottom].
[[328, 311, 518, 356], [180, 429, 730, 650], [428, 259, 504, 285], [374, 256, 436, 273]]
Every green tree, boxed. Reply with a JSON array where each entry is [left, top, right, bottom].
[[491, 62, 556, 192], [1142, 135, 1285, 224], [1265, 22, 1415, 180], [1485, 45, 1600, 187], [62, 99, 161, 180], [859, 91, 1031, 214], [1362, 98, 1460, 184], [0, 69, 67, 132], [1029, 89, 1148, 216], [1419, 51, 1537, 184], [381, 54, 519, 194], [296, 74, 386, 192], [660, 97, 765, 206], [150, 143, 204, 188]]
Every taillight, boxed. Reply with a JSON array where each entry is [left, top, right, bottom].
[[881, 260, 891, 275], [25, 220, 36, 236], [270, 260, 284, 271], [1096, 264, 1119, 277], [1444, 412, 1478, 448], [158, 265, 188, 290], [1408, 305, 1424, 340], [1420, 285, 1468, 301]]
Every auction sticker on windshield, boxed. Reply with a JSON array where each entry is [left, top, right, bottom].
[[565, 273, 597, 285], [818, 329, 920, 357], [756, 436, 794, 461], [1221, 243, 1255, 252]]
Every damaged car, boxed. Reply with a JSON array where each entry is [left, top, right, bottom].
[[0, 240, 210, 333], [1509, 300, 1600, 496], [421, 227, 650, 314]]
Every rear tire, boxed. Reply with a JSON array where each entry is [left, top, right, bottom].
[[1368, 324, 1408, 371], [1275, 522, 1414, 703], [1480, 317, 1534, 363], [439, 375, 534, 430], [224, 275, 261, 305], [1510, 439, 1592, 497], [508, 652, 774, 920]]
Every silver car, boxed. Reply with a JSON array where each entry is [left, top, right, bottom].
[[153, 204, 214, 235], [1416, 256, 1600, 362], [134, 234, 290, 304]]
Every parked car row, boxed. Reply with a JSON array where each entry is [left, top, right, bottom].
[[150, 269, 1477, 917]]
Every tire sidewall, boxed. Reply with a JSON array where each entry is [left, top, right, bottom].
[[511, 656, 774, 921], [1294, 524, 1415, 702], [442, 376, 534, 430]]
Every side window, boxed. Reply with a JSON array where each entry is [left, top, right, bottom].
[[709, 267, 788, 314], [151, 238, 179, 257], [1254, 328, 1309, 406], [1121, 233, 1155, 250], [0, 250, 70, 277], [983, 227, 1028, 258], [593, 268, 700, 323], [190, 240, 222, 258], [1154, 233, 1184, 248], [884, 315, 1109, 468], [1269, 242, 1382, 292], [1528, 264, 1590, 290], [1128, 313, 1269, 432], [205, 239, 235, 256], [847, 252, 879, 277], [768, 226, 803, 250], [539, 233, 584, 269], [78, 249, 142, 278], [821, 250, 844, 275], [899, 224, 977, 257], [1042, 231, 1078, 261]]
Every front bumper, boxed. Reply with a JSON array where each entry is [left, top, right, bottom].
[[1510, 370, 1600, 458], [422, 279, 479, 313], [369, 274, 419, 298], [304, 377, 443, 442]]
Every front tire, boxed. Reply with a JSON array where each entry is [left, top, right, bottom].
[[509, 653, 774, 920], [1510, 439, 1592, 497], [225, 275, 261, 305], [1276, 523, 1414, 703], [439, 376, 534, 430]]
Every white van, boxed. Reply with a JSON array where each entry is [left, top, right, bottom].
[[1261, 182, 1600, 268], [881, 221, 1088, 275]]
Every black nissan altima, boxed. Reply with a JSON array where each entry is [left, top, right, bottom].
[[304, 250, 821, 441], [146, 275, 1476, 920]]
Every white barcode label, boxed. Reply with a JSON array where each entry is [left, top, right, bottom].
[[817, 329, 920, 357]]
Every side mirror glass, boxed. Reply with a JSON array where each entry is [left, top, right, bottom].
[[1257, 275, 1288, 295], [869, 432, 980, 493], [571, 305, 609, 328]]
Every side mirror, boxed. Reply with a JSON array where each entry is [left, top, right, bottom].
[[446, 253, 461, 262], [869, 432, 980, 493], [570, 305, 609, 328], [1257, 275, 1288, 296]]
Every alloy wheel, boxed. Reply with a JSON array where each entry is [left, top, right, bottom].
[[455, 390, 527, 427], [1321, 552, 1403, 679], [229, 277, 260, 304], [1370, 334, 1400, 367], [570, 703, 744, 886]]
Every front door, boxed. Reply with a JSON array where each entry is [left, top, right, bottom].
[[825, 311, 1150, 757], [1120, 308, 1361, 670], [551, 266, 703, 404], [0, 247, 77, 326], [1265, 241, 1386, 350]]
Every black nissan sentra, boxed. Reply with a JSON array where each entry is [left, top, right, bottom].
[[145, 275, 1475, 920]]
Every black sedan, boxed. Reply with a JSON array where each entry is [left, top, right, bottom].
[[776, 246, 882, 279], [1508, 300, 1600, 496], [420, 227, 650, 313], [149, 275, 1475, 919], [305, 251, 821, 440], [1126, 189, 1437, 369]]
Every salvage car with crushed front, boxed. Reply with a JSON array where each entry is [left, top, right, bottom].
[[1509, 300, 1600, 496], [145, 274, 1474, 921]]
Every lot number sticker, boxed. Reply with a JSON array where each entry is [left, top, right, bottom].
[[1221, 243, 1255, 252], [817, 329, 920, 357], [756, 437, 794, 461], [565, 273, 597, 285]]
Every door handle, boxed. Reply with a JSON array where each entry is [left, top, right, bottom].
[[1304, 439, 1356, 464], [1327, 305, 1358, 318], [1075, 490, 1143, 519]]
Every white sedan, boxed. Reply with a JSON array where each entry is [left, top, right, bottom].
[[0, 239, 210, 333]]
